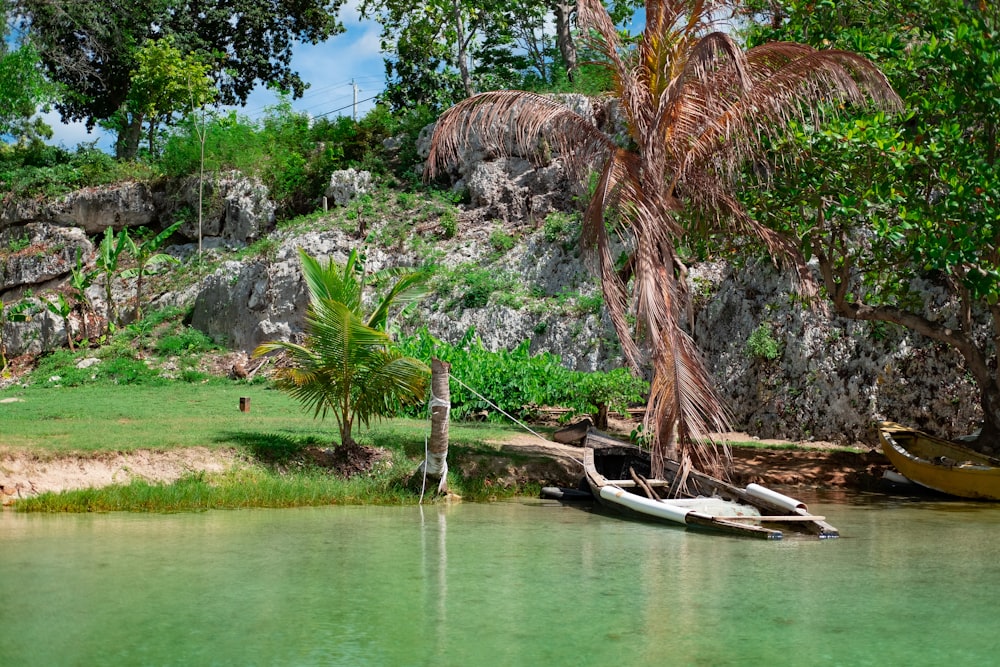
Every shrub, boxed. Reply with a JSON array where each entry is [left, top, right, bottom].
[[155, 327, 217, 356], [489, 228, 516, 254], [746, 322, 782, 361], [397, 327, 648, 424]]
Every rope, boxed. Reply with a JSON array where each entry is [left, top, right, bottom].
[[420, 390, 451, 504], [448, 373, 584, 468], [419, 434, 429, 505]]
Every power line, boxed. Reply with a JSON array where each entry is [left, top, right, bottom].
[[312, 93, 381, 119]]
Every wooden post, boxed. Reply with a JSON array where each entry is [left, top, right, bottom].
[[239, 397, 251, 413], [425, 358, 451, 494]]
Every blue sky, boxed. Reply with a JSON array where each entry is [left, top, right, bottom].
[[45, 1, 387, 150], [43, 3, 653, 151]]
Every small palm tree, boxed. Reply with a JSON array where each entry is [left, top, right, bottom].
[[254, 249, 430, 448], [427, 0, 899, 478]]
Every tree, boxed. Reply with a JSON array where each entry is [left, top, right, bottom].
[[427, 0, 898, 478], [120, 222, 182, 322], [15, 0, 344, 159], [254, 249, 430, 448], [0, 27, 54, 141], [126, 36, 217, 156], [360, 0, 568, 110], [738, 1, 1000, 451]]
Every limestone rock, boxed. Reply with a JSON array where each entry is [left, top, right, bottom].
[[688, 259, 981, 444], [54, 182, 156, 233], [167, 171, 275, 244], [324, 169, 372, 206], [1, 304, 65, 357], [0, 223, 92, 292], [190, 258, 307, 351]]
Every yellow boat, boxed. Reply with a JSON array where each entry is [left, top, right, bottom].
[[878, 421, 1000, 500]]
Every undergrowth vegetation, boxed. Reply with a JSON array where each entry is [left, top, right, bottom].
[[398, 327, 648, 424], [27, 306, 223, 387]]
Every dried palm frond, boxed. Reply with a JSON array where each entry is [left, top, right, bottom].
[[426, 0, 900, 477]]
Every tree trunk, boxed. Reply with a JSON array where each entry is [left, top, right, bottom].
[[116, 112, 143, 161], [450, 0, 474, 98], [134, 264, 145, 322], [972, 380, 1000, 454], [422, 358, 451, 494], [553, 2, 577, 82]]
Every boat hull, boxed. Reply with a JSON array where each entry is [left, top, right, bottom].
[[582, 433, 838, 539], [878, 422, 1000, 500]]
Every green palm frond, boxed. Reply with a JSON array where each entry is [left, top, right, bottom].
[[366, 269, 430, 330], [298, 247, 364, 312]]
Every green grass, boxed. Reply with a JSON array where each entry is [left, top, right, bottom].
[[0, 383, 332, 452], [0, 383, 544, 453], [0, 381, 547, 511]]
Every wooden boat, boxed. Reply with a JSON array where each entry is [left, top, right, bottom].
[[583, 432, 839, 540], [878, 421, 1000, 500]]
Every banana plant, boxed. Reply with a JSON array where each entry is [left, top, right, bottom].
[[119, 221, 181, 321], [68, 248, 99, 342], [95, 227, 132, 334]]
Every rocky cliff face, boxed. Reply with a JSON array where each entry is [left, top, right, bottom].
[[0, 105, 983, 444]]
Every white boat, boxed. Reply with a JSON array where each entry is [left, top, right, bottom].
[[582, 432, 838, 540]]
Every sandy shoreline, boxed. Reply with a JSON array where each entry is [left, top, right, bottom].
[[0, 448, 243, 505], [1, 436, 889, 506]]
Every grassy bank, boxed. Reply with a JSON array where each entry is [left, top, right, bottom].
[[0, 382, 526, 453], [1, 381, 548, 511]]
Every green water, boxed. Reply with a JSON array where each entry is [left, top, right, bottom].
[[2, 493, 999, 666]]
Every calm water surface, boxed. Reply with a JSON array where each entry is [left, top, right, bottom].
[[2, 492, 999, 666]]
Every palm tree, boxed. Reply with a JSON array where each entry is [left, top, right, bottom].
[[427, 0, 900, 478], [254, 248, 430, 448]]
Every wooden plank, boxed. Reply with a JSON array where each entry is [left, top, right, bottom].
[[712, 515, 826, 522], [686, 512, 783, 540]]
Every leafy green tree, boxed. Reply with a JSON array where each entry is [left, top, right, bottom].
[[120, 222, 182, 322], [124, 36, 217, 156], [738, 0, 1000, 450], [428, 0, 898, 477], [361, 0, 559, 110], [0, 33, 54, 141], [15, 0, 344, 159], [254, 249, 430, 448]]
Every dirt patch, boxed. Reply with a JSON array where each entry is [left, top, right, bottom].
[[303, 444, 390, 478], [730, 447, 891, 490], [0, 447, 243, 505]]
